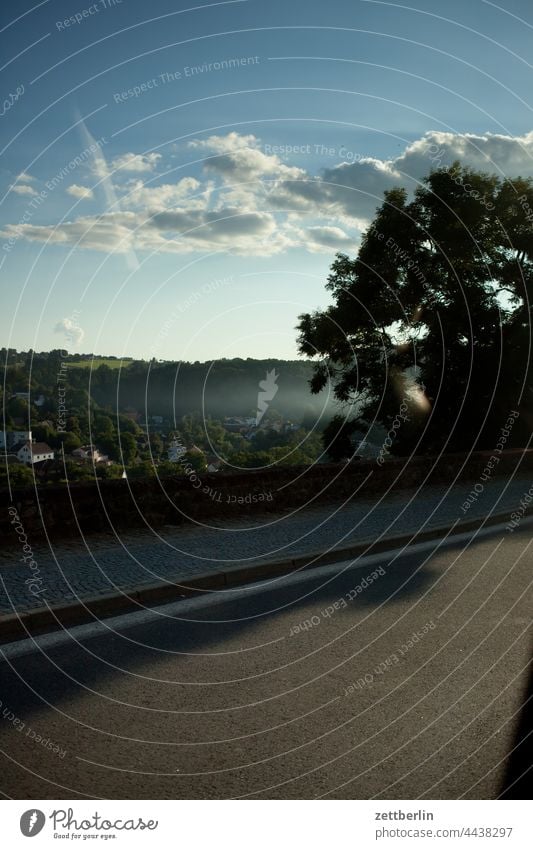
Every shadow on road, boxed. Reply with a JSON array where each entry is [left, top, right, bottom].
[[0, 541, 439, 722], [499, 646, 533, 798]]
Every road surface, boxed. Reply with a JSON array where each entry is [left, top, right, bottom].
[[0, 518, 531, 799]]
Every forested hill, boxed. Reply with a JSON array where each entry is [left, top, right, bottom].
[[2, 350, 335, 423]]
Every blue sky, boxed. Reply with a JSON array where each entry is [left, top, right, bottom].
[[2, 0, 533, 361]]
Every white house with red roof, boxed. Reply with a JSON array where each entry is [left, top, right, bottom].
[[16, 441, 54, 465]]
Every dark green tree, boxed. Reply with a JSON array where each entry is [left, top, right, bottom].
[[297, 164, 533, 456], [148, 432, 163, 459], [58, 431, 82, 453], [119, 432, 137, 466]]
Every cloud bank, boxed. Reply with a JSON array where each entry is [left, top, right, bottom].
[[3, 130, 533, 258]]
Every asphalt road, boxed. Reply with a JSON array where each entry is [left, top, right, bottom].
[[0, 519, 531, 800]]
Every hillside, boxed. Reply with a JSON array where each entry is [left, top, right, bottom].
[[2, 350, 335, 423]]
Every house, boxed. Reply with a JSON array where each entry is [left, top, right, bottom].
[[16, 441, 54, 465], [205, 454, 223, 473], [11, 391, 44, 410], [72, 445, 110, 464], [0, 430, 32, 451], [223, 416, 256, 434]]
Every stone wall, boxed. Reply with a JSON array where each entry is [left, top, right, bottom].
[[1, 449, 532, 542]]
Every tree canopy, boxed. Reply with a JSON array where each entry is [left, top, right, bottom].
[[297, 163, 533, 457]]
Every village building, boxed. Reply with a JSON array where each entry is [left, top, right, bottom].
[[0, 430, 33, 451], [72, 445, 111, 464], [16, 441, 55, 465]]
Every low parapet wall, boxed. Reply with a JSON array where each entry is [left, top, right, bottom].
[[2, 449, 532, 542]]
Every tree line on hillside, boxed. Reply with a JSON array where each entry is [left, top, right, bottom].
[[1, 355, 326, 488], [1, 354, 333, 425]]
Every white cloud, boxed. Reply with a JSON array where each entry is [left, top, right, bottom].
[[111, 152, 162, 173], [395, 130, 533, 179], [147, 206, 285, 254], [123, 176, 201, 208], [189, 131, 258, 153], [11, 184, 38, 197], [6, 212, 139, 252], [66, 184, 94, 200], [2, 207, 291, 256], [16, 172, 35, 183], [189, 132, 304, 185], [272, 130, 533, 224], [303, 225, 355, 252], [54, 317, 84, 345], [5, 130, 533, 259], [271, 157, 403, 223]]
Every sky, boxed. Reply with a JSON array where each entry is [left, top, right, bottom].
[[2, 0, 533, 362]]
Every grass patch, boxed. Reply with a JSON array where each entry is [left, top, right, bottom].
[[67, 357, 135, 369]]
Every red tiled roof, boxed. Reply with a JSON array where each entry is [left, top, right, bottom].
[[22, 441, 53, 455]]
